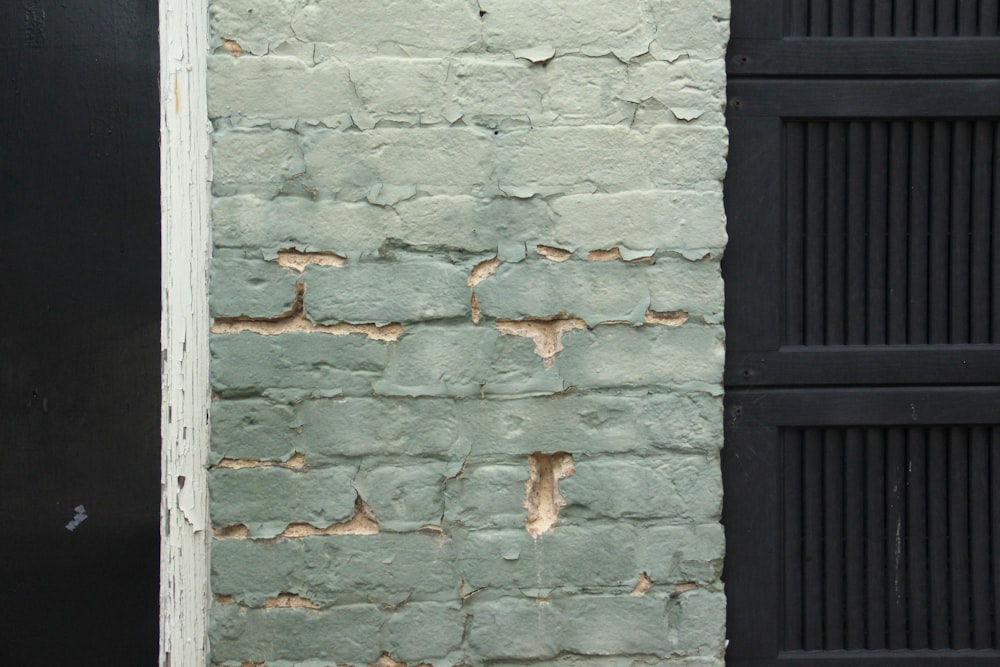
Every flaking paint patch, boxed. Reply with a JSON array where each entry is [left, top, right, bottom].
[[275, 248, 347, 272], [369, 654, 433, 667], [467, 257, 500, 286], [214, 523, 250, 539], [263, 592, 321, 610], [535, 245, 573, 262], [674, 582, 698, 595], [587, 247, 622, 262], [220, 37, 242, 56], [212, 282, 402, 341], [630, 572, 654, 597], [496, 317, 586, 364], [215, 594, 237, 606], [213, 451, 306, 470], [279, 495, 379, 537], [644, 309, 689, 327], [524, 452, 575, 537], [470, 292, 481, 324]]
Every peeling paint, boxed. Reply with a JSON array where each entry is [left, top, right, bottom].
[[263, 592, 321, 610], [524, 451, 576, 537], [630, 572, 653, 596], [212, 282, 403, 341], [496, 316, 586, 363], [279, 495, 379, 537], [275, 248, 346, 272], [220, 37, 242, 57], [587, 247, 622, 262], [644, 309, 689, 327], [213, 451, 306, 470], [467, 256, 500, 286], [214, 523, 250, 539], [535, 245, 573, 262]]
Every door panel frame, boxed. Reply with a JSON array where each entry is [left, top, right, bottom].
[[159, 0, 211, 664]]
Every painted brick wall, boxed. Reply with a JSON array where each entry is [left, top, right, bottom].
[[207, 1, 729, 665]]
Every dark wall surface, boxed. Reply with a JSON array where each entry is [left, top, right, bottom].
[[0, 1, 160, 662]]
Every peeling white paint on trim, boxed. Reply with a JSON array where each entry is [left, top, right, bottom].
[[160, 0, 211, 665]]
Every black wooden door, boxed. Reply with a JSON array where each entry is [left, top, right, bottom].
[[0, 2, 160, 662], [724, 2, 1000, 664]]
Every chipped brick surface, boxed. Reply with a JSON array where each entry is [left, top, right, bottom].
[[208, 0, 729, 664]]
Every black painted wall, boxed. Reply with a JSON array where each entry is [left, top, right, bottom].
[[0, 1, 160, 662]]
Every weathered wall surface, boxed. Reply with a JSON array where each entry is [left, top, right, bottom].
[[207, 1, 729, 665]]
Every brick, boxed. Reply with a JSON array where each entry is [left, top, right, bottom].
[[373, 325, 564, 398], [648, 126, 728, 189], [351, 57, 449, 117], [393, 195, 556, 252], [210, 253, 300, 318], [292, 0, 481, 56], [456, 524, 723, 593], [210, 331, 389, 397], [479, 0, 654, 61], [380, 602, 465, 662], [302, 259, 470, 324], [452, 58, 543, 119], [623, 58, 727, 114], [445, 464, 524, 530], [303, 128, 496, 199], [549, 191, 726, 257], [465, 596, 561, 660], [496, 126, 650, 196], [556, 324, 725, 390], [670, 588, 727, 655], [353, 461, 452, 532], [211, 533, 460, 607], [209, 55, 358, 120], [637, 393, 724, 454], [209, 466, 358, 537], [542, 56, 634, 125], [649, 0, 731, 60], [559, 456, 722, 523], [212, 128, 302, 196], [210, 603, 382, 664], [210, 0, 302, 57], [210, 398, 299, 462], [212, 195, 397, 253]]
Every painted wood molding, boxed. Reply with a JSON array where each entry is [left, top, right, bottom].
[[159, 0, 211, 664]]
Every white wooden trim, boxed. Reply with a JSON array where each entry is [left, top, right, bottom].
[[160, 0, 211, 664]]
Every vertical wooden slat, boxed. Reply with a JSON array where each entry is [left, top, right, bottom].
[[970, 121, 994, 343], [789, 0, 811, 36], [783, 429, 805, 651], [927, 426, 950, 649], [887, 122, 910, 344], [873, 0, 894, 34], [968, 426, 992, 648], [810, 0, 832, 35], [866, 427, 887, 649], [981, 0, 1000, 35], [938, 0, 960, 34], [895, 0, 916, 35], [950, 121, 973, 343], [915, 0, 938, 33], [823, 429, 845, 648], [803, 428, 825, 650], [868, 121, 890, 344], [843, 427, 866, 648], [991, 426, 1000, 644], [929, 121, 952, 344], [905, 427, 929, 648], [949, 426, 972, 648], [846, 122, 868, 344], [885, 427, 908, 649], [786, 122, 806, 346], [826, 122, 848, 345], [852, 0, 874, 35], [830, 0, 852, 34], [992, 123, 1000, 343], [907, 121, 930, 344], [806, 122, 828, 345], [958, 0, 982, 34]]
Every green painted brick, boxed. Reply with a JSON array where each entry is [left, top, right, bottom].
[[212, 195, 397, 254], [354, 461, 452, 532], [373, 325, 564, 397], [556, 324, 725, 389], [210, 331, 389, 397], [212, 128, 302, 196], [559, 456, 722, 523], [465, 595, 562, 660], [444, 463, 524, 530], [669, 588, 727, 656], [209, 0, 301, 57], [212, 534, 459, 607], [379, 601, 465, 663], [209, 467, 358, 537], [210, 603, 383, 664], [455, 524, 723, 593], [210, 253, 300, 318], [302, 260, 470, 325], [211, 397, 299, 462]]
